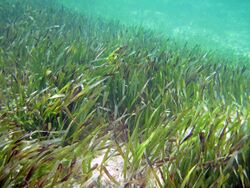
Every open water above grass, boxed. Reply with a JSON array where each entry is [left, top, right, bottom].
[[61, 0, 250, 58]]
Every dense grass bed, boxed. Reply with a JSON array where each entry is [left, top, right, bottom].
[[0, 0, 249, 187]]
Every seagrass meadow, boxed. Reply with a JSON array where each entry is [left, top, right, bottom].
[[0, 0, 250, 187]]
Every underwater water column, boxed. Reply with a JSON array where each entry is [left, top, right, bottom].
[[61, 0, 250, 57]]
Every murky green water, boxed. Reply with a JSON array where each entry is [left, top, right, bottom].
[[61, 0, 250, 57]]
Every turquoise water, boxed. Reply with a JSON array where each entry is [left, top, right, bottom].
[[61, 0, 250, 57]]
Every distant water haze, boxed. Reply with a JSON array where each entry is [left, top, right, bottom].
[[61, 0, 250, 57]]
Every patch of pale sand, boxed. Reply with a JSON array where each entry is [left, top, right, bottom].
[[70, 145, 171, 187], [85, 151, 165, 187], [85, 148, 125, 187]]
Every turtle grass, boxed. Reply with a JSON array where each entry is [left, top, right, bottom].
[[0, 0, 249, 187]]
